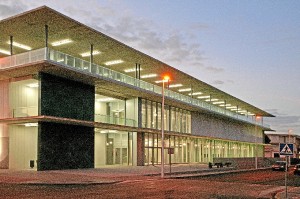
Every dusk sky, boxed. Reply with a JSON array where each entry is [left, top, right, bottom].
[[1, 0, 299, 134]]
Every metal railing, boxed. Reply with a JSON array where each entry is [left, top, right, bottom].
[[0, 48, 270, 128], [0, 48, 47, 69]]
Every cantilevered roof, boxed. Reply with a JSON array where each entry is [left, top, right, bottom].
[[0, 6, 274, 117]]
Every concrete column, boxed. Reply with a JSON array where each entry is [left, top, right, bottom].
[[0, 80, 10, 169], [10, 36, 13, 55], [45, 25, 48, 48], [90, 44, 93, 64], [136, 132, 145, 166]]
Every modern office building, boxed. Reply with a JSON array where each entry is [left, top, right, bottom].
[[0, 6, 274, 170]]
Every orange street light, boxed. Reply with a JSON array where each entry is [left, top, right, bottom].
[[161, 75, 170, 178]]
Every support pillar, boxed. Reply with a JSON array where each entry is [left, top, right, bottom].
[[138, 64, 141, 79], [10, 36, 13, 55], [136, 132, 145, 166], [45, 25, 48, 48], [135, 63, 138, 79], [90, 44, 93, 64], [0, 80, 10, 169]]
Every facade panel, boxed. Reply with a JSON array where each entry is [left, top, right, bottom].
[[40, 73, 95, 121], [191, 112, 264, 143], [38, 122, 94, 170]]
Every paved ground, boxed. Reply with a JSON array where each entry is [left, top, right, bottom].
[[0, 164, 299, 198]]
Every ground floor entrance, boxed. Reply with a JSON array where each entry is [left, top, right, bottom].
[[0, 124, 264, 170]]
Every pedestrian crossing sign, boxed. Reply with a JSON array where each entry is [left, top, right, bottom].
[[279, 143, 293, 156]]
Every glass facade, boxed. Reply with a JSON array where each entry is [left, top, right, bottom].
[[94, 94, 137, 127], [0, 49, 267, 170], [94, 129, 135, 166], [141, 99, 191, 133], [144, 132, 262, 165], [9, 79, 39, 118]]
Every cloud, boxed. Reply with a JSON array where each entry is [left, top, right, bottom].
[[0, 1, 28, 18], [205, 66, 224, 73], [264, 109, 300, 134], [211, 80, 224, 85], [189, 23, 210, 31], [0, 1, 223, 79], [60, 3, 209, 73]]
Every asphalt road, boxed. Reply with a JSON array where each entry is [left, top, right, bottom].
[[0, 169, 299, 199]]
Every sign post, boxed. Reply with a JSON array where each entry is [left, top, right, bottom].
[[168, 148, 174, 175], [279, 143, 294, 199]]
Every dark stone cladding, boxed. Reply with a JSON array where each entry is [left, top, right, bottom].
[[39, 72, 95, 121], [37, 73, 95, 170], [38, 122, 94, 170]]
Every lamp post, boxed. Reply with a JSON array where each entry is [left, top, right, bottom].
[[255, 115, 261, 169], [161, 75, 169, 178]]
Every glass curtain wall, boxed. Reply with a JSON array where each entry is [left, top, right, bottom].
[[143, 133, 262, 165], [94, 129, 134, 167], [95, 95, 137, 127], [141, 99, 191, 133], [9, 79, 39, 118]]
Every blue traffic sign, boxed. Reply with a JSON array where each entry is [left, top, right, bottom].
[[279, 143, 294, 156]]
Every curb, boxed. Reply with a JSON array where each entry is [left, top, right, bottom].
[[168, 167, 271, 179], [19, 180, 121, 186]]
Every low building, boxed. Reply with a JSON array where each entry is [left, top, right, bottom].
[[265, 132, 300, 158], [0, 6, 274, 171]]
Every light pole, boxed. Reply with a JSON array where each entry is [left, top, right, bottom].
[[255, 115, 261, 169], [161, 75, 169, 178]]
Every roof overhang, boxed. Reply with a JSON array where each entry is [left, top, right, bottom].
[[0, 6, 274, 117]]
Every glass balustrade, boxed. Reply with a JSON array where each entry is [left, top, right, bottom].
[[95, 114, 136, 127], [12, 107, 38, 118], [0, 47, 270, 128]]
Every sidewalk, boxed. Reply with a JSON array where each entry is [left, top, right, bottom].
[[0, 164, 300, 198], [0, 163, 236, 185]]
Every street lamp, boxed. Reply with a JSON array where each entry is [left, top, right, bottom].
[[161, 75, 170, 178], [255, 115, 261, 169]]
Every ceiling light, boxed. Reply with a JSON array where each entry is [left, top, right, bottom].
[[155, 79, 169, 83], [205, 98, 218, 102], [178, 88, 191, 92], [81, 50, 101, 57], [100, 130, 117, 134], [7, 41, 31, 50], [219, 104, 232, 107], [104, 59, 124, 66], [96, 97, 115, 102], [213, 101, 225, 105], [24, 123, 38, 127], [51, 39, 72, 46], [226, 106, 237, 109], [141, 74, 157, 78], [169, 84, 183, 88], [197, 95, 210, 99], [0, 49, 10, 55], [27, 83, 39, 88], [124, 68, 143, 73], [188, 92, 202, 96]]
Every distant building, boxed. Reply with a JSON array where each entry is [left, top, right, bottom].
[[265, 132, 300, 158], [0, 6, 274, 171]]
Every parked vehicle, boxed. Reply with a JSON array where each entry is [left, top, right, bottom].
[[272, 161, 287, 171], [293, 164, 300, 175]]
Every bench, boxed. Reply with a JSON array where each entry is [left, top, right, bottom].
[[214, 162, 223, 168], [224, 162, 232, 167]]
